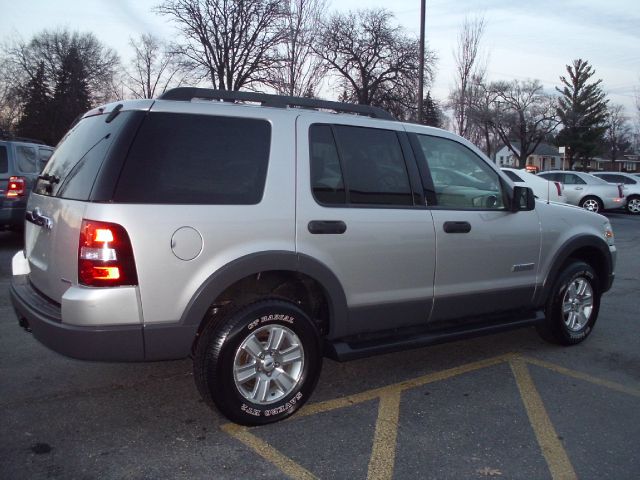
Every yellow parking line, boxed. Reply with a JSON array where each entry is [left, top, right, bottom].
[[221, 423, 318, 480], [298, 353, 515, 418], [367, 390, 402, 480], [510, 358, 577, 480], [521, 355, 640, 398]]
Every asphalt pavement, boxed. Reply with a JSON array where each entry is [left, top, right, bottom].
[[1, 212, 639, 480]]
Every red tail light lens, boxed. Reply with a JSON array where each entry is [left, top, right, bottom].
[[78, 220, 138, 287], [7, 176, 25, 197], [554, 181, 562, 197]]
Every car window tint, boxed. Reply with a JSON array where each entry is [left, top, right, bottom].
[[115, 112, 271, 204], [563, 174, 586, 185], [503, 170, 524, 182], [0, 145, 7, 173], [36, 112, 132, 198], [332, 125, 412, 206], [416, 135, 505, 210], [309, 125, 346, 205], [16, 146, 37, 173]]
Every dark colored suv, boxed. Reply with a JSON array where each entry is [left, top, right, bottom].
[[1, 137, 54, 230]]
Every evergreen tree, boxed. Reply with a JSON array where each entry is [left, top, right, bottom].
[[556, 59, 608, 169], [15, 62, 52, 143], [421, 92, 443, 128], [51, 47, 91, 143]]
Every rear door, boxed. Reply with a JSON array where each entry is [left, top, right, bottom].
[[407, 130, 541, 324], [295, 115, 436, 338]]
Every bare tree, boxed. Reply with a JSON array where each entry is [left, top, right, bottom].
[[3, 29, 119, 105], [487, 79, 559, 168], [125, 33, 189, 99], [0, 56, 23, 133], [316, 8, 436, 119], [268, 0, 328, 97], [157, 0, 286, 91], [467, 79, 501, 158], [449, 15, 486, 138], [603, 104, 632, 161]]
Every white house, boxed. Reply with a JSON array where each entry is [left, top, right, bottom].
[[495, 142, 565, 171]]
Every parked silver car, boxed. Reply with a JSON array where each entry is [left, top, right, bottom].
[[538, 170, 624, 213], [591, 172, 640, 214], [502, 168, 567, 203], [11, 88, 617, 425]]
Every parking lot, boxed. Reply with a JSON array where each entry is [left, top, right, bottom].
[[1, 212, 639, 480]]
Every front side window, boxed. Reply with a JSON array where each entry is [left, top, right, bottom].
[[416, 135, 505, 209], [309, 124, 413, 206]]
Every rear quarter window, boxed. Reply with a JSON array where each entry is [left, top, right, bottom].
[[16, 146, 37, 173], [0, 145, 7, 173], [114, 112, 271, 205]]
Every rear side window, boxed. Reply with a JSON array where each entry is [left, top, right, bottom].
[[16, 146, 37, 173], [0, 145, 7, 173], [309, 124, 413, 206], [503, 170, 524, 182], [114, 112, 271, 204], [563, 174, 586, 185]]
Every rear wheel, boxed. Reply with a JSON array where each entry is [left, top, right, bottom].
[[537, 261, 600, 345], [579, 196, 603, 213], [193, 300, 322, 425], [626, 195, 640, 215]]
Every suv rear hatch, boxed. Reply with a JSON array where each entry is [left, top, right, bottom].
[[25, 103, 150, 303]]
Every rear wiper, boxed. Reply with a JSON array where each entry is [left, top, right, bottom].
[[38, 173, 60, 184]]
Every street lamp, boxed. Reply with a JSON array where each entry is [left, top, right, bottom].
[[417, 0, 426, 123]]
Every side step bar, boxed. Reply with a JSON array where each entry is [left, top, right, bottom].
[[325, 312, 545, 362]]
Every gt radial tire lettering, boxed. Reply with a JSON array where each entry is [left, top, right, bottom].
[[247, 314, 295, 330], [241, 404, 262, 417], [264, 392, 303, 417]]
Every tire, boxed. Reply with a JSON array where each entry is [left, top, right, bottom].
[[626, 195, 640, 215], [579, 196, 603, 213], [537, 261, 600, 345], [193, 300, 322, 425]]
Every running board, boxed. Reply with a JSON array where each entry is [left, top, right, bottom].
[[325, 312, 545, 362]]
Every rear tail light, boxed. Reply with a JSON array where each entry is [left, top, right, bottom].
[[78, 220, 138, 287], [554, 181, 563, 197], [7, 176, 25, 197]]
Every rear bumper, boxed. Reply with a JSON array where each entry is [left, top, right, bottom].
[[11, 274, 198, 361], [11, 275, 145, 361], [0, 200, 26, 228]]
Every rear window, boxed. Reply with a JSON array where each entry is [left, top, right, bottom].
[[0, 145, 7, 173], [16, 146, 37, 173], [34, 111, 134, 199], [113, 112, 271, 204]]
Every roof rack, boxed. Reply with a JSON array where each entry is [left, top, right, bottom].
[[0, 133, 46, 145], [158, 87, 395, 121]]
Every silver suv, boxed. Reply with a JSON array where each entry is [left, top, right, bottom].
[[11, 89, 616, 425]]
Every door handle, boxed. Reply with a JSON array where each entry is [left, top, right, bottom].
[[443, 221, 471, 234], [575, 187, 583, 190], [308, 220, 347, 235], [25, 207, 53, 230]]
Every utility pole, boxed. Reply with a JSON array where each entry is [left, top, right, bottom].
[[417, 0, 426, 123]]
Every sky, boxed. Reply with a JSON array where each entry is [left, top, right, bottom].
[[1, 0, 638, 115]]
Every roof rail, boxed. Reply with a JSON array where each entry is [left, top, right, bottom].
[[158, 87, 395, 121]]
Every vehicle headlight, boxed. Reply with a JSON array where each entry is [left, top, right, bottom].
[[604, 222, 615, 246]]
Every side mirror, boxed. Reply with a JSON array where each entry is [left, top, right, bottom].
[[511, 186, 535, 212]]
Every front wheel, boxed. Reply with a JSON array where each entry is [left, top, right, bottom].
[[626, 195, 640, 215], [193, 300, 322, 425], [579, 196, 603, 213], [537, 261, 600, 345]]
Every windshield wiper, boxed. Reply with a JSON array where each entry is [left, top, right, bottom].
[[38, 173, 60, 184]]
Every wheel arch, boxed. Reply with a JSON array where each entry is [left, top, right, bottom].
[[535, 235, 614, 307], [179, 251, 349, 343]]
